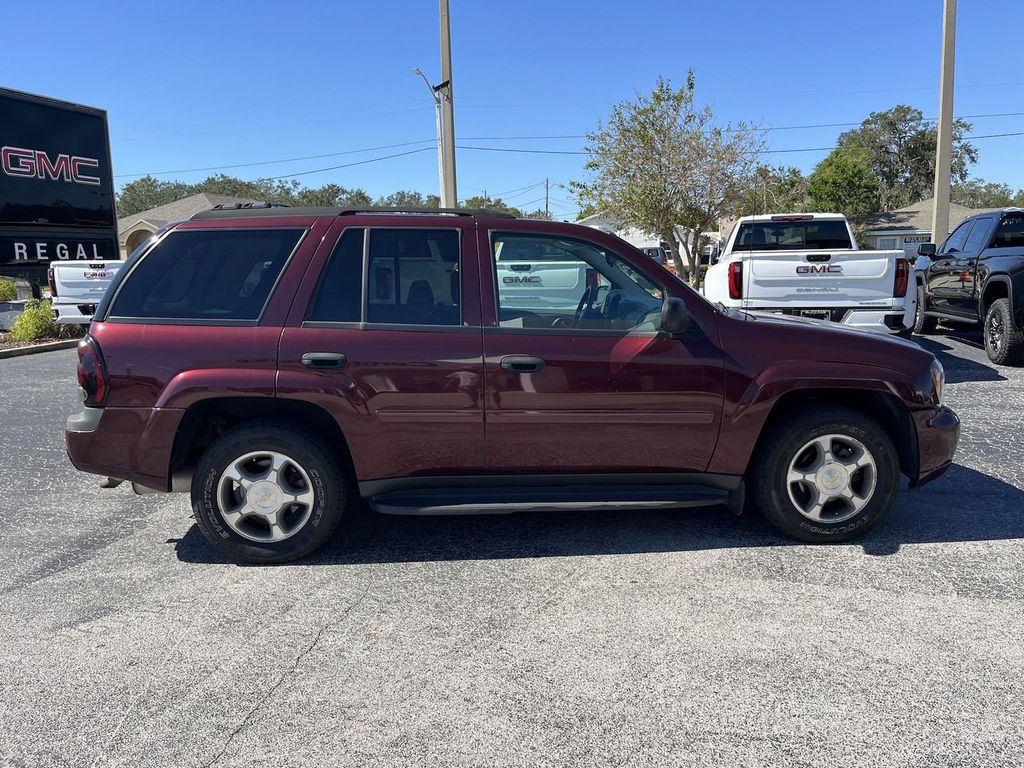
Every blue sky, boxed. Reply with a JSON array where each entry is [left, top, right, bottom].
[[4, 0, 1023, 218]]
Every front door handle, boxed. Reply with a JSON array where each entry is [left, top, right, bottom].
[[302, 352, 348, 369], [500, 355, 545, 373]]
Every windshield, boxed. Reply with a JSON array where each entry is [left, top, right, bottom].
[[733, 220, 853, 251]]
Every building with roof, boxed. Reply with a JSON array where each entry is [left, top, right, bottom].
[[116, 193, 257, 257], [858, 197, 995, 257]]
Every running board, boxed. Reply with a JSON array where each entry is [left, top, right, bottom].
[[369, 484, 735, 516]]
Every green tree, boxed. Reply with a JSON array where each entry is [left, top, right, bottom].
[[807, 149, 881, 218], [294, 184, 371, 207], [733, 165, 808, 216], [836, 105, 977, 210], [375, 190, 440, 208], [951, 178, 1024, 209], [115, 176, 194, 217], [461, 195, 524, 217], [573, 73, 762, 283]]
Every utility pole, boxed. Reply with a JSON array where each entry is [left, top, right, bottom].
[[544, 178, 550, 218], [930, 0, 957, 245], [438, 0, 458, 207]]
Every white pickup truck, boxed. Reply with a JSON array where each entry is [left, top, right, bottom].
[[704, 213, 915, 336], [48, 260, 124, 324]]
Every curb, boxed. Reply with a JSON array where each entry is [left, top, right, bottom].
[[0, 339, 80, 360]]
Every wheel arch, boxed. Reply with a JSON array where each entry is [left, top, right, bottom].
[[981, 275, 1014, 323], [746, 388, 918, 482], [170, 396, 357, 493]]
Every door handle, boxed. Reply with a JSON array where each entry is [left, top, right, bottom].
[[500, 355, 545, 373], [301, 352, 348, 369]]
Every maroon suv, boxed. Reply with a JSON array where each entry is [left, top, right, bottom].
[[66, 205, 959, 563]]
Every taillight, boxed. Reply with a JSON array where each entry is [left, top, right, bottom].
[[894, 258, 909, 298], [76, 336, 109, 406], [728, 262, 743, 300], [586, 268, 599, 290], [47, 267, 57, 297]]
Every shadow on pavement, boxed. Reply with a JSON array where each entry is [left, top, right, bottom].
[[915, 335, 1005, 384], [173, 464, 1024, 566]]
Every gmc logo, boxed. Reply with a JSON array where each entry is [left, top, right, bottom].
[[503, 275, 541, 284], [796, 265, 843, 275], [1, 145, 101, 186]]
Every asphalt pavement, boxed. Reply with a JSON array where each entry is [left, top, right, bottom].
[[0, 330, 1022, 768]]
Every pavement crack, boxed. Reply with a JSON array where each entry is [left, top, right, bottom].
[[202, 580, 371, 768]]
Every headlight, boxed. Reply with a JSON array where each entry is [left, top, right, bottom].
[[930, 359, 944, 404]]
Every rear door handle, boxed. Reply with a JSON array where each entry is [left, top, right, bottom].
[[301, 352, 348, 369], [500, 355, 545, 373]]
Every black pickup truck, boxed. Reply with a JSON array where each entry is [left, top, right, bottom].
[[915, 208, 1024, 365]]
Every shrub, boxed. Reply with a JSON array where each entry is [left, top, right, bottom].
[[10, 299, 56, 342], [0, 279, 16, 302]]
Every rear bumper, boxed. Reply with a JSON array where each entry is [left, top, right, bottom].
[[53, 301, 97, 325], [66, 405, 184, 489], [755, 306, 911, 335], [909, 405, 960, 487]]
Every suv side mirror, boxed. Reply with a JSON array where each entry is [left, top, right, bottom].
[[918, 243, 936, 257], [660, 297, 690, 335]]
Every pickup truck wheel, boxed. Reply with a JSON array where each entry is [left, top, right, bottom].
[[983, 298, 1024, 366], [751, 408, 899, 543], [913, 283, 938, 334], [191, 423, 345, 563]]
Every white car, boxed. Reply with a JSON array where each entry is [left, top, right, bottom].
[[48, 260, 124, 324], [704, 213, 915, 336]]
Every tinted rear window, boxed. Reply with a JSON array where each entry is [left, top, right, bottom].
[[733, 220, 853, 250], [991, 215, 1024, 249], [110, 228, 302, 321]]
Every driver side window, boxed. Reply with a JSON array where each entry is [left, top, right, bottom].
[[940, 220, 974, 255], [491, 232, 663, 332]]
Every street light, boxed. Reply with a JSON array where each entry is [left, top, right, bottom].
[[412, 67, 448, 207]]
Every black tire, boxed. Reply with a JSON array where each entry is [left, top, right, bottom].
[[191, 422, 346, 563], [983, 298, 1024, 366], [913, 283, 938, 335], [750, 406, 899, 543]]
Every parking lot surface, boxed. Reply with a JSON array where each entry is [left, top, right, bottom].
[[1, 330, 1022, 768]]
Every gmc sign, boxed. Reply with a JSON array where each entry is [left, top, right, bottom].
[[796, 265, 843, 275], [1, 145, 101, 185]]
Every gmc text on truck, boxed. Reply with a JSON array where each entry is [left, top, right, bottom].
[[704, 213, 915, 337], [0, 87, 118, 297]]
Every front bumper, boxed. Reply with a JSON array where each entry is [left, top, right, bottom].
[[909, 405, 960, 487]]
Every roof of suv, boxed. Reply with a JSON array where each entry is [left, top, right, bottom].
[[190, 204, 517, 221]]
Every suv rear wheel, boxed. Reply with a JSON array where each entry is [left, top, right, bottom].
[[191, 423, 345, 563], [983, 298, 1024, 366], [751, 407, 899, 542]]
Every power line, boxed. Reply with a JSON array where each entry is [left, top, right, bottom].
[[261, 147, 436, 180], [458, 145, 587, 155]]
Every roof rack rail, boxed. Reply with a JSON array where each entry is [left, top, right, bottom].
[[210, 201, 291, 211], [337, 207, 516, 219], [190, 205, 519, 221]]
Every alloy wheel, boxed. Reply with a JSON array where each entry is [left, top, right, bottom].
[[216, 451, 315, 542], [785, 434, 877, 524]]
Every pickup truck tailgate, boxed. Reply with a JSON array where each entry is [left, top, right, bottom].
[[742, 249, 902, 309], [52, 261, 123, 299]]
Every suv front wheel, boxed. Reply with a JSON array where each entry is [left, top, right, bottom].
[[751, 407, 899, 543], [983, 298, 1024, 366], [191, 422, 346, 563]]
